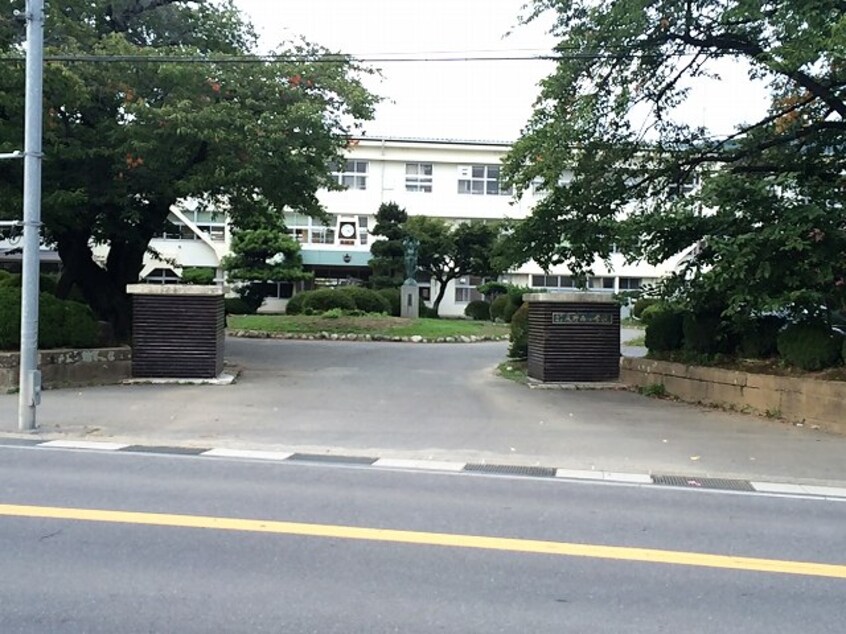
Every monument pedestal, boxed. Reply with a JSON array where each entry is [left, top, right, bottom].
[[400, 282, 420, 319]]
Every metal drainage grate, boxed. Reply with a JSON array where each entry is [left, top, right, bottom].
[[652, 475, 754, 491], [288, 453, 377, 465], [121, 445, 209, 456], [464, 463, 556, 478]]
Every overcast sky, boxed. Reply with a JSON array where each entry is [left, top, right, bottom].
[[234, 0, 769, 142]]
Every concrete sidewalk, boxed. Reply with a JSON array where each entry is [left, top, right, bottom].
[[1, 336, 844, 485]]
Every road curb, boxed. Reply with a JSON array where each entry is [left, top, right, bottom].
[[5, 438, 846, 500]]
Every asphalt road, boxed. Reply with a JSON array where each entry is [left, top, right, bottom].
[[0, 445, 844, 633]]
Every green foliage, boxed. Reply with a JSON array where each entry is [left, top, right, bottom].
[[477, 281, 509, 298], [321, 308, 344, 319], [632, 298, 659, 320], [406, 216, 504, 316], [505, 0, 846, 325], [0, 273, 59, 295], [181, 267, 216, 285], [682, 312, 725, 355], [285, 292, 307, 316], [639, 383, 667, 398], [301, 289, 356, 313], [377, 288, 401, 317], [508, 303, 529, 358], [464, 300, 491, 321], [337, 286, 391, 314], [738, 316, 785, 359], [639, 303, 666, 325], [419, 304, 439, 319], [0, 0, 376, 336], [777, 324, 843, 371], [0, 287, 100, 350], [63, 301, 101, 348], [224, 297, 256, 315], [645, 309, 685, 353], [490, 295, 509, 322], [369, 202, 409, 289]]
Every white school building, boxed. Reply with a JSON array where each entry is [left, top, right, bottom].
[[129, 136, 688, 316]]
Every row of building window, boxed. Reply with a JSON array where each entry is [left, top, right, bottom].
[[530, 275, 646, 290], [331, 160, 514, 196], [284, 213, 370, 246]]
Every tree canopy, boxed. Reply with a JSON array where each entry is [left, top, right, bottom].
[[505, 0, 845, 321], [406, 216, 503, 316], [0, 0, 376, 336], [368, 201, 408, 289]]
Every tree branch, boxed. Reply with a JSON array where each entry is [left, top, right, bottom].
[[106, 0, 181, 32]]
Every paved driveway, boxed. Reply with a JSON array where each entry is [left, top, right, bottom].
[[0, 337, 844, 483]]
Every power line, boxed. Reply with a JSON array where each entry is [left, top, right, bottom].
[[0, 51, 684, 65]]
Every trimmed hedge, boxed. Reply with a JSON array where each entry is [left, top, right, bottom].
[[0, 287, 100, 350], [644, 308, 684, 352], [181, 267, 216, 285], [464, 300, 491, 321], [738, 316, 784, 358], [301, 288, 356, 313], [225, 297, 256, 315], [508, 303, 529, 358], [777, 323, 843, 371], [285, 292, 307, 315], [682, 312, 725, 354], [490, 295, 509, 322], [378, 288, 401, 317], [337, 286, 391, 314]]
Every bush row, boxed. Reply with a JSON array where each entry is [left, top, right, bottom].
[[643, 303, 846, 371], [286, 287, 393, 316], [0, 286, 100, 350]]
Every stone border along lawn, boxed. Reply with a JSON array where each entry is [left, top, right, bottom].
[[226, 315, 509, 343], [228, 330, 508, 343]]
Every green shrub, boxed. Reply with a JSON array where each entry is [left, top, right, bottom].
[[777, 323, 843, 371], [490, 295, 509, 321], [378, 288, 401, 317], [508, 303, 529, 358], [301, 288, 356, 313], [321, 307, 344, 319], [337, 286, 391, 314], [0, 288, 100, 350], [285, 292, 308, 315], [225, 297, 255, 315], [0, 273, 59, 295], [420, 303, 439, 318], [464, 300, 491, 321], [39, 294, 67, 349], [0, 269, 13, 283], [644, 308, 684, 352], [63, 301, 100, 348], [477, 281, 508, 298], [682, 312, 725, 354], [181, 267, 216, 285], [632, 297, 659, 319], [738, 316, 784, 358], [0, 286, 21, 349], [639, 303, 665, 325]]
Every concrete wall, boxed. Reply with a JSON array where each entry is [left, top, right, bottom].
[[620, 357, 846, 435], [0, 348, 132, 392]]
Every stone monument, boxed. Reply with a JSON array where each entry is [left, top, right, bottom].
[[400, 237, 420, 319]]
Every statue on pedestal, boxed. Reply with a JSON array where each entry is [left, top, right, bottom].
[[402, 236, 420, 285]]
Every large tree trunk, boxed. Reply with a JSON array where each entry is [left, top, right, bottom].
[[55, 231, 148, 341], [431, 276, 453, 317]]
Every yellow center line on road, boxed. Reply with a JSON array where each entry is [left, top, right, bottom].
[[1, 503, 844, 579]]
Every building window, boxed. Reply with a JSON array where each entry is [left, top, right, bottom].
[[454, 276, 483, 303], [332, 160, 368, 190], [457, 164, 512, 196], [159, 211, 225, 242], [587, 277, 615, 290], [311, 226, 336, 244], [285, 212, 310, 244], [358, 215, 369, 245], [405, 163, 433, 192], [618, 277, 642, 290], [531, 275, 577, 289], [143, 268, 180, 284], [258, 282, 294, 299]]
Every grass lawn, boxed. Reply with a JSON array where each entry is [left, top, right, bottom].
[[228, 314, 509, 339]]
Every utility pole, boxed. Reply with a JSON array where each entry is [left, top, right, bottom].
[[18, 0, 45, 431]]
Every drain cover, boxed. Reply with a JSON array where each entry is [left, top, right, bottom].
[[652, 475, 754, 491], [464, 463, 556, 478]]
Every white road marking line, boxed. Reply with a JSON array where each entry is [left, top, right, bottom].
[[201, 448, 294, 461], [38, 440, 129, 451], [751, 482, 846, 498], [372, 458, 467, 472], [555, 468, 606, 480], [604, 472, 653, 484]]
